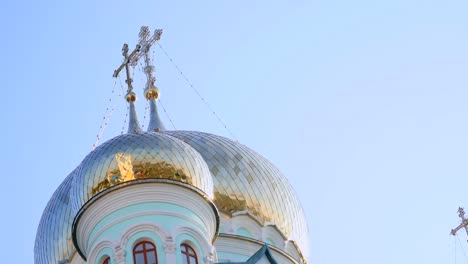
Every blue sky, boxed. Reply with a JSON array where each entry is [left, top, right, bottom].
[[2, 0, 468, 263]]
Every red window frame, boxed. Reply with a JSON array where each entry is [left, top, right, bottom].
[[102, 257, 110, 264], [181, 243, 198, 264], [133, 241, 158, 264]]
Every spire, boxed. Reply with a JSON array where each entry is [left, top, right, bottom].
[[133, 26, 166, 132], [113, 43, 142, 134], [126, 92, 142, 134], [146, 86, 166, 131]]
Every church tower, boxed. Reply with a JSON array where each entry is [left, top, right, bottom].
[[35, 26, 309, 264]]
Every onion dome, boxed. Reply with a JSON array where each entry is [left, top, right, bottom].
[[34, 168, 78, 264], [70, 132, 214, 214], [163, 131, 309, 257]]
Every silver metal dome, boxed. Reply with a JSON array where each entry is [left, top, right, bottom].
[[163, 131, 309, 257], [35, 130, 309, 262], [34, 168, 77, 264], [70, 132, 213, 214]]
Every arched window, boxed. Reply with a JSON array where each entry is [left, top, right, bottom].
[[181, 243, 198, 264], [133, 241, 157, 264], [102, 257, 110, 264]]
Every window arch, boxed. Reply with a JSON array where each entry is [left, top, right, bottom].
[[180, 243, 198, 264], [102, 256, 110, 264], [133, 241, 158, 264]]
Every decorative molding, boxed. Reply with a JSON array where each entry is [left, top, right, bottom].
[[89, 210, 208, 249], [219, 212, 288, 251], [74, 182, 219, 258], [114, 245, 126, 264], [87, 240, 114, 264], [230, 214, 262, 240], [285, 240, 302, 263], [163, 236, 176, 253], [262, 225, 285, 249], [118, 223, 170, 250], [172, 225, 213, 255], [205, 253, 215, 264], [219, 213, 234, 233], [215, 234, 299, 264]]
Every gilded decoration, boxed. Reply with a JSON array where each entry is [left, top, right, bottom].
[[163, 131, 309, 255], [70, 132, 214, 215], [213, 191, 272, 223], [91, 153, 191, 195]]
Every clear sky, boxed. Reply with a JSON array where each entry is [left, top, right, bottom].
[[1, 0, 468, 263]]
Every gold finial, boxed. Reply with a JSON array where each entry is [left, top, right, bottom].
[[126, 92, 137, 102], [145, 86, 160, 100]]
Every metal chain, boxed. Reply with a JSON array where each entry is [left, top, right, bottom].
[[142, 100, 149, 129], [93, 78, 122, 150], [156, 42, 237, 140], [159, 99, 176, 130], [119, 77, 129, 135], [456, 235, 468, 264], [121, 105, 129, 135]]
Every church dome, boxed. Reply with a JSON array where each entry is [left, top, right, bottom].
[[163, 131, 309, 256], [34, 169, 77, 264], [70, 132, 214, 214], [36, 26, 310, 264]]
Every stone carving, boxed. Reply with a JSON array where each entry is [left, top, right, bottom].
[[114, 245, 126, 264], [164, 236, 176, 253]]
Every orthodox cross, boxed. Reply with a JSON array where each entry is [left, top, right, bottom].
[[113, 43, 141, 93], [130, 26, 163, 90], [450, 207, 468, 238]]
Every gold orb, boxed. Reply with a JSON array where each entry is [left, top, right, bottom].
[[126, 92, 137, 102], [145, 87, 160, 100]]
